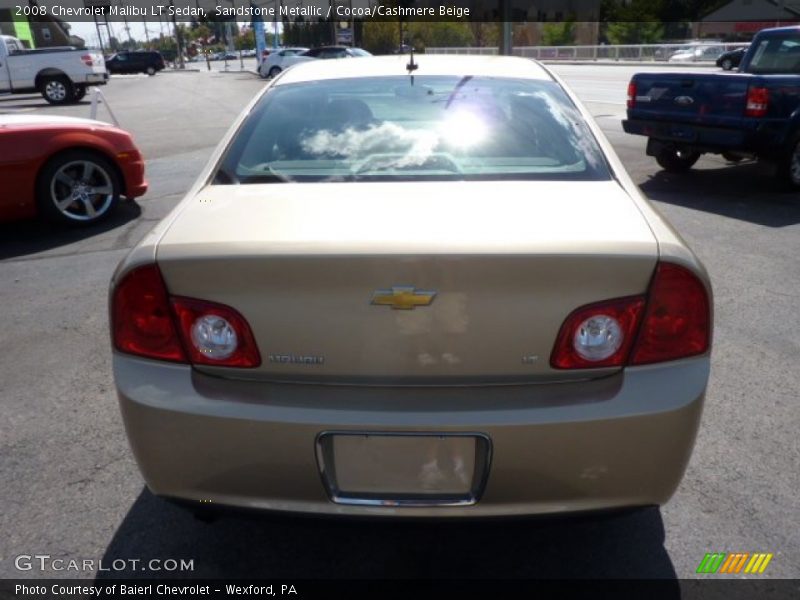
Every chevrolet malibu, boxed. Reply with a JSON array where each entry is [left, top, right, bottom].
[[110, 56, 712, 517]]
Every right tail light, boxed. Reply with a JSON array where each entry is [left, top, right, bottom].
[[551, 262, 711, 369], [629, 262, 711, 365], [745, 86, 768, 118]]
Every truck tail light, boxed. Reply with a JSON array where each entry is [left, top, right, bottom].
[[745, 86, 768, 117], [112, 264, 260, 367], [81, 54, 94, 67], [551, 262, 711, 369], [627, 81, 637, 108]]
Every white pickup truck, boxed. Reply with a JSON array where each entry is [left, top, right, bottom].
[[0, 35, 108, 105]]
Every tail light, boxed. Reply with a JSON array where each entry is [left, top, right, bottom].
[[111, 264, 185, 362], [551, 296, 646, 369], [171, 297, 260, 367], [629, 262, 711, 365], [112, 264, 260, 367], [627, 81, 637, 109], [745, 86, 768, 117], [81, 54, 94, 67], [551, 262, 710, 369]]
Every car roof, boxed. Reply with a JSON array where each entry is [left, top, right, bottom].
[[276, 55, 553, 85], [758, 25, 800, 36]]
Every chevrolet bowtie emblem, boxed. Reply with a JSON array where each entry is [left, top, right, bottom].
[[371, 286, 437, 310]]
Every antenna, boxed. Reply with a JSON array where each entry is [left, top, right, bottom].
[[406, 45, 418, 86], [406, 45, 418, 74]]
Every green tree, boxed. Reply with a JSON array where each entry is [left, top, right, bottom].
[[362, 21, 399, 55], [541, 21, 576, 46], [406, 22, 472, 52], [469, 22, 500, 48], [605, 21, 664, 44]]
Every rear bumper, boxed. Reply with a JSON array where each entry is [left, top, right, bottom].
[[114, 354, 709, 518], [622, 117, 784, 156], [84, 72, 109, 86], [622, 118, 745, 149]]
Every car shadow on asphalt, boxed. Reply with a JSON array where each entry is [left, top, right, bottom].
[[640, 161, 800, 228], [0, 97, 94, 110], [0, 200, 141, 260], [96, 488, 679, 582]]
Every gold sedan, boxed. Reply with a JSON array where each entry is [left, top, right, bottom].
[[110, 55, 712, 517]]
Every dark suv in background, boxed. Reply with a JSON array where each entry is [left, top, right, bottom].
[[106, 51, 165, 76]]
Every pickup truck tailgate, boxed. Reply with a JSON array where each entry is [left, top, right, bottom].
[[629, 73, 749, 128]]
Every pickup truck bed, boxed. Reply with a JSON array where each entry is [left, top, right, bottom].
[[622, 25, 800, 188], [1, 35, 107, 105]]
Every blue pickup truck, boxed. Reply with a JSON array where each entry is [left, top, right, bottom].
[[623, 26, 800, 188]]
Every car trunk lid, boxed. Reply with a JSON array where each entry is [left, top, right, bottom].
[[156, 181, 658, 384]]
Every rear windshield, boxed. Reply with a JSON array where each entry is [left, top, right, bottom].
[[748, 34, 800, 74], [216, 76, 610, 184]]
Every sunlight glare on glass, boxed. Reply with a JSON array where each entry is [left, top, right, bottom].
[[439, 110, 488, 148]]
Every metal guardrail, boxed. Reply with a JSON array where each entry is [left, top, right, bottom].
[[427, 43, 750, 62]]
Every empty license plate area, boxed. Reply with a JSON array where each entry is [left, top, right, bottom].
[[316, 432, 491, 507]]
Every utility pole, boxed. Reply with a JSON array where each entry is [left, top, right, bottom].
[[329, 0, 336, 45], [500, 0, 512, 55], [169, 0, 185, 68], [196, 0, 211, 70], [119, 0, 133, 47]]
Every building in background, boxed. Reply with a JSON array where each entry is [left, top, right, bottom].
[[695, 0, 800, 41], [513, 0, 602, 45], [0, 9, 82, 48]]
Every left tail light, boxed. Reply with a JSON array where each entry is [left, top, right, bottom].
[[112, 264, 261, 367], [627, 81, 637, 109], [112, 264, 186, 362], [171, 297, 261, 367]]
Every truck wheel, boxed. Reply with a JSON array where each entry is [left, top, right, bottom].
[[36, 150, 121, 226], [778, 138, 800, 190], [73, 86, 87, 101], [40, 76, 74, 105], [655, 147, 701, 172]]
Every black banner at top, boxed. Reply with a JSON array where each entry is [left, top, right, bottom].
[[0, 0, 798, 23]]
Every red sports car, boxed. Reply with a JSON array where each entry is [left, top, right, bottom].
[[0, 115, 147, 225]]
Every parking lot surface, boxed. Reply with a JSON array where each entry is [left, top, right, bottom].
[[0, 64, 798, 579]]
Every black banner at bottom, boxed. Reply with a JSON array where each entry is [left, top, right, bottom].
[[1, 579, 800, 600]]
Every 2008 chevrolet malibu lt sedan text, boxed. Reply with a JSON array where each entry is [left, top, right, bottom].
[[110, 55, 712, 517]]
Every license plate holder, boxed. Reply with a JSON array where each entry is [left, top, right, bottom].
[[316, 432, 491, 507]]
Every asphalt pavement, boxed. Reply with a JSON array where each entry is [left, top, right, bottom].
[[0, 64, 798, 581]]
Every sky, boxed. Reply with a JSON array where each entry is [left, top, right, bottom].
[[68, 21, 166, 47]]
